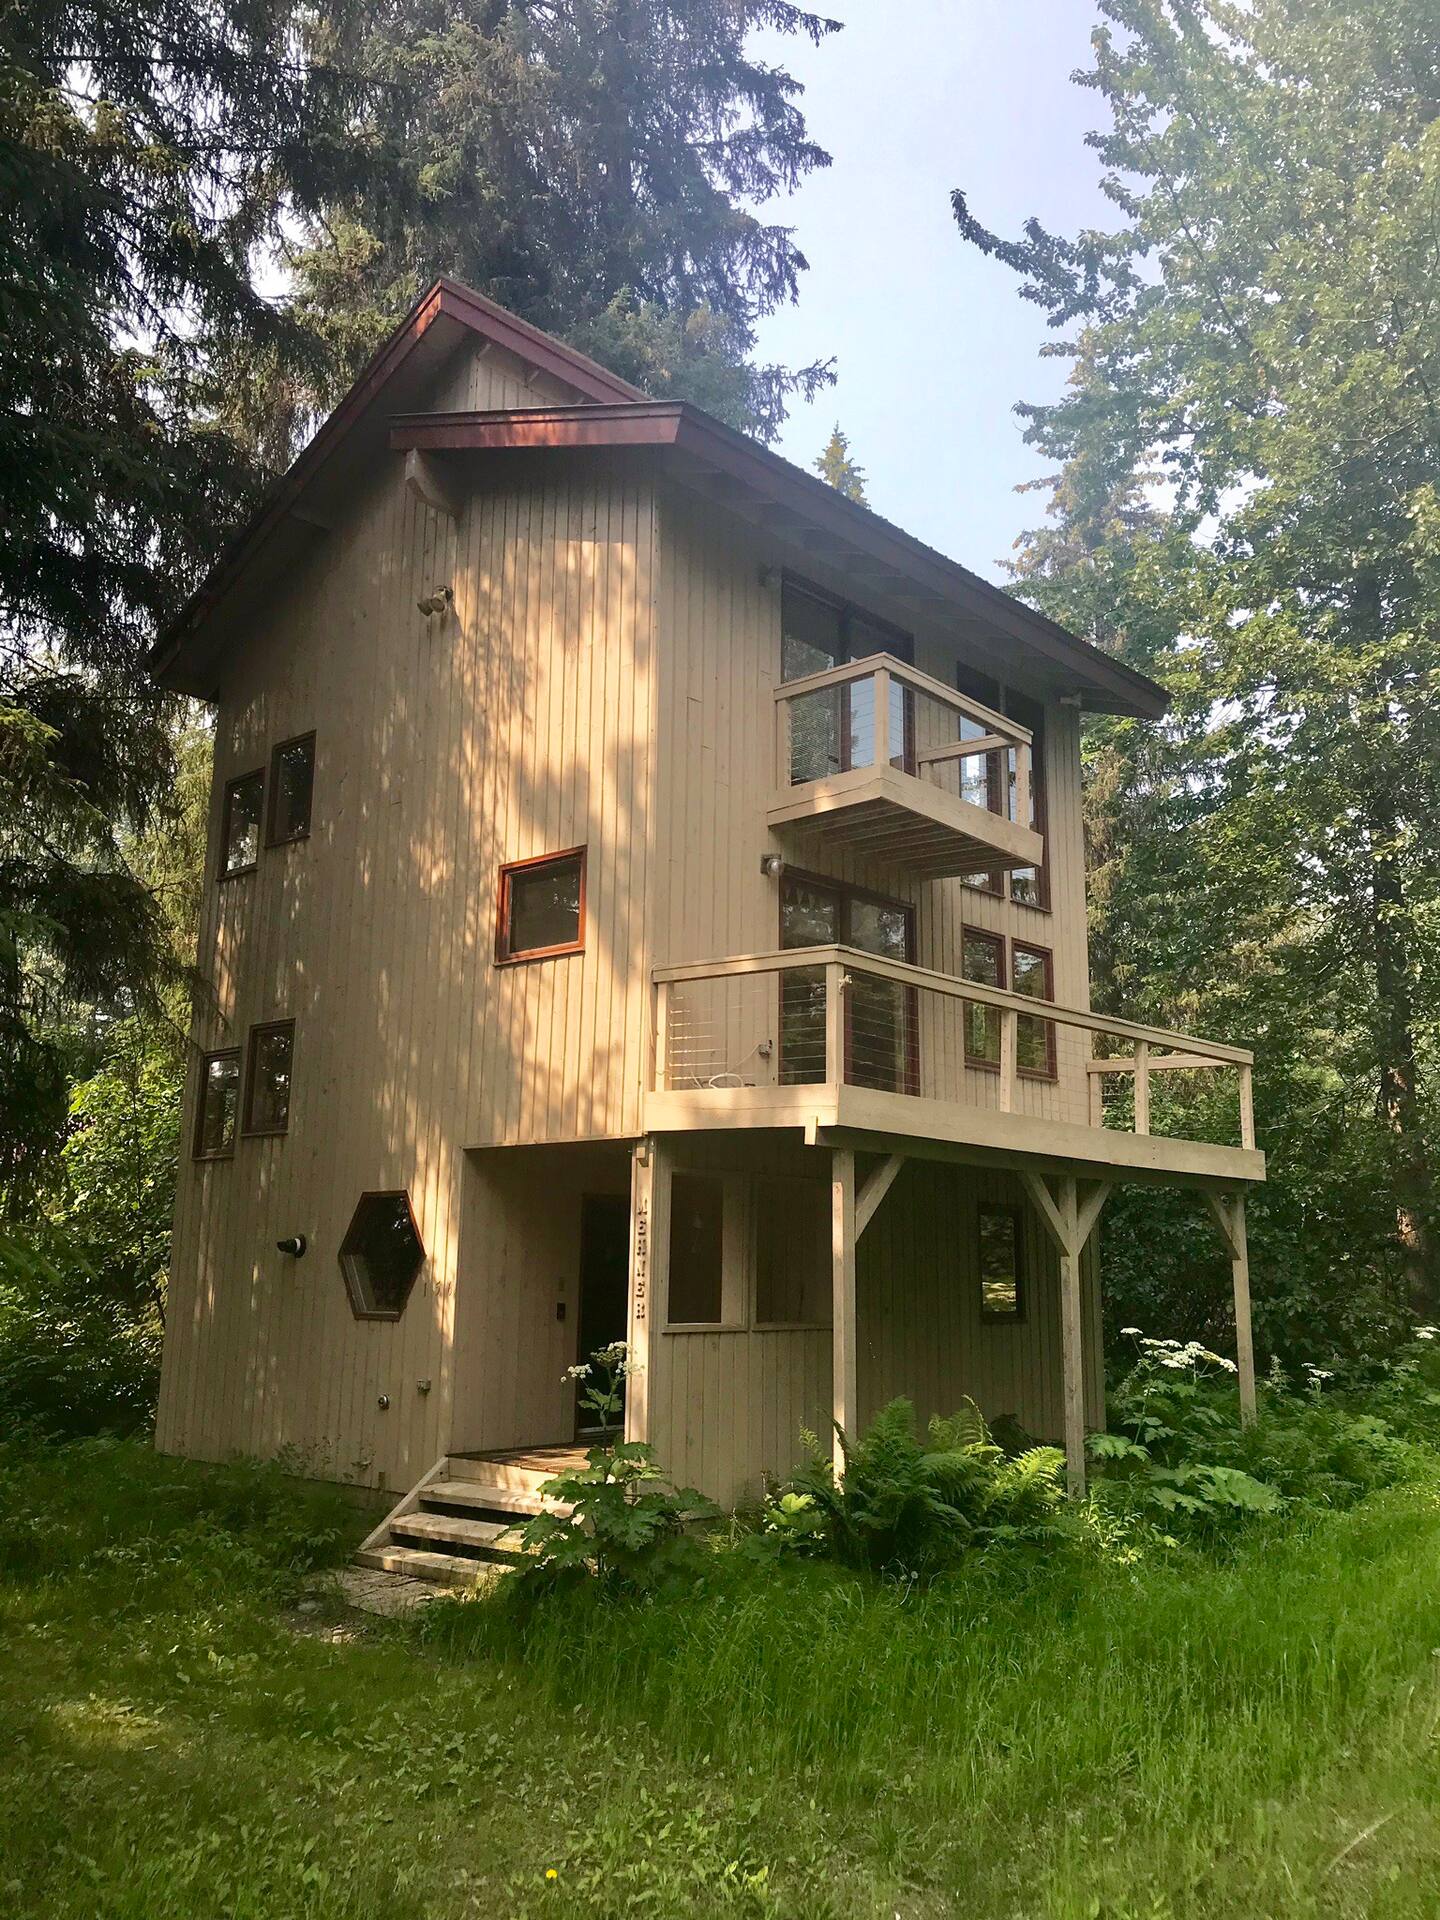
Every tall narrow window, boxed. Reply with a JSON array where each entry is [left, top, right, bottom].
[[243, 1020, 295, 1136], [978, 1203, 1025, 1321], [1012, 941, 1056, 1078], [781, 579, 912, 785], [1006, 691, 1049, 908], [220, 769, 264, 879], [961, 928, 1005, 1066], [778, 871, 917, 1093], [955, 662, 1005, 894], [193, 1050, 240, 1159], [496, 848, 586, 962], [667, 1173, 725, 1324], [267, 733, 315, 845]]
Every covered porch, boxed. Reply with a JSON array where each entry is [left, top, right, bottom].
[[626, 1123, 1262, 1505]]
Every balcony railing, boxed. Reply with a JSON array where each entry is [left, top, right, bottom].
[[769, 653, 1045, 880], [648, 946, 1261, 1180]]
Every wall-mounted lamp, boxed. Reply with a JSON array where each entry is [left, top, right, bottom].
[[276, 1234, 307, 1258], [416, 585, 453, 617], [377, 1394, 390, 1411], [760, 853, 786, 879], [416, 1378, 432, 1395], [757, 565, 783, 592]]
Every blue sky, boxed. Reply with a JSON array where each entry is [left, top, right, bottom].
[[751, 3, 1114, 583]]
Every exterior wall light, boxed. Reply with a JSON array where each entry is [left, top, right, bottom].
[[276, 1235, 307, 1257], [760, 853, 785, 879]]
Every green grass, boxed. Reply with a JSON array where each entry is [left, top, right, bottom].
[[6, 1438, 1440, 1916]]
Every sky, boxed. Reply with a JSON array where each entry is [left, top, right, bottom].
[[750, 2, 1114, 584]]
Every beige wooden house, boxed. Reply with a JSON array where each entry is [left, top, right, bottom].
[[151, 280, 1264, 1575]]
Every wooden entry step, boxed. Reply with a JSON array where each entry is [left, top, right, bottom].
[[353, 1448, 583, 1587]]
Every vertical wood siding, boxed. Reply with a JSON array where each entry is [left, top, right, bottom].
[[157, 344, 656, 1490]]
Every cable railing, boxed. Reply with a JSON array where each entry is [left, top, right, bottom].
[[652, 946, 1256, 1154], [774, 651, 1034, 827]]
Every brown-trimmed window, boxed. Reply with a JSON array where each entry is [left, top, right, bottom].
[[961, 928, 1005, 1066], [267, 733, 315, 846], [193, 1049, 241, 1159], [781, 578, 914, 785], [778, 870, 918, 1094], [340, 1191, 425, 1320], [243, 1020, 295, 1136], [978, 1202, 1025, 1321], [496, 847, 586, 963], [219, 769, 264, 879], [1012, 941, 1056, 1079], [955, 662, 1005, 896]]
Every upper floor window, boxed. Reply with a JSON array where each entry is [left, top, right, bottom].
[[193, 1049, 241, 1160], [220, 769, 264, 879], [495, 847, 586, 963], [961, 930, 1056, 1081], [781, 579, 913, 785], [243, 1019, 295, 1136], [267, 733, 315, 845], [955, 664, 1049, 908]]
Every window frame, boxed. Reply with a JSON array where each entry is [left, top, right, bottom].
[[242, 1018, 296, 1138], [663, 1170, 748, 1332], [778, 868, 919, 1094], [494, 845, 587, 966], [1011, 939, 1058, 1081], [218, 768, 265, 881], [960, 926, 1007, 1070], [265, 731, 316, 848], [977, 1200, 1027, 1324], [781, 577, 917, 781], [192, 1047, 241, 1161], [339, 1189, 426, 1322]]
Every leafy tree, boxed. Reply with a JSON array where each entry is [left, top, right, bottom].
[[814, 422, 868, 503], [261, 0, 841, 444], [955, 0, 1440, 1315], [0, 2, 369, 1209]]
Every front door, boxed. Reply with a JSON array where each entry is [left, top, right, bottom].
[[576, 1193, 630, 1438]]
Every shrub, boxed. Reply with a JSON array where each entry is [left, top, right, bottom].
[[1090, 1330, 1420, 1529], [515, 1343, 718, 1595], [0, 1229, 160, 1438], [775, 1398, 1068, 1578]]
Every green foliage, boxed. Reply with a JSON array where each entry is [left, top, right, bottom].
[[260, 0, 841, 444], [1091, 1331, 1416, 1530], [515, 1344, 719, 1594], [955, 0, 1440, 1327], [777, 1397, 1068, 1577], [0, 1230, 160, 1439]]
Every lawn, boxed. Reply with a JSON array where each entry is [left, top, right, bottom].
[[5, 1437, 1440, 1917]]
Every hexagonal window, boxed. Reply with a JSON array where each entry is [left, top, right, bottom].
[[339, 1192, 425, 1320]]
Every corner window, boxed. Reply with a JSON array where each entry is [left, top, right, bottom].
[[1012, 942, 1056, 1079], [220, 769, 264, 878], [496, 848, 585, 963], [340, 1191, 425, 1320], [961, 928, 1004, 1066], [978, 1203, 1025, 1321], [267, 733, 315, 845], [193, 1049, 240, 1159], [243, 1020, 295, 1136]]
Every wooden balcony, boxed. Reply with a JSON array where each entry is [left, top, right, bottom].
[[769, 653, 1045, 880], [646, 946, 1265, 1189]]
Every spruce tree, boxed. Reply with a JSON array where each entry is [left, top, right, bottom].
[[814, 423, 868, 503], [265, 0, 841, 444], [955, 0, 1440, 1314]]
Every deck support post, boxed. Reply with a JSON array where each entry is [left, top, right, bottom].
[[1204, 1190, 1256, 1427], [1020, 1170, 1111, 1498], [831, 1147, 858, 1477], [625, 1137, 670, 1448]]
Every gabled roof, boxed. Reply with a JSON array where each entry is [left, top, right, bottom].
[[151, 278, 1168, 719]]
